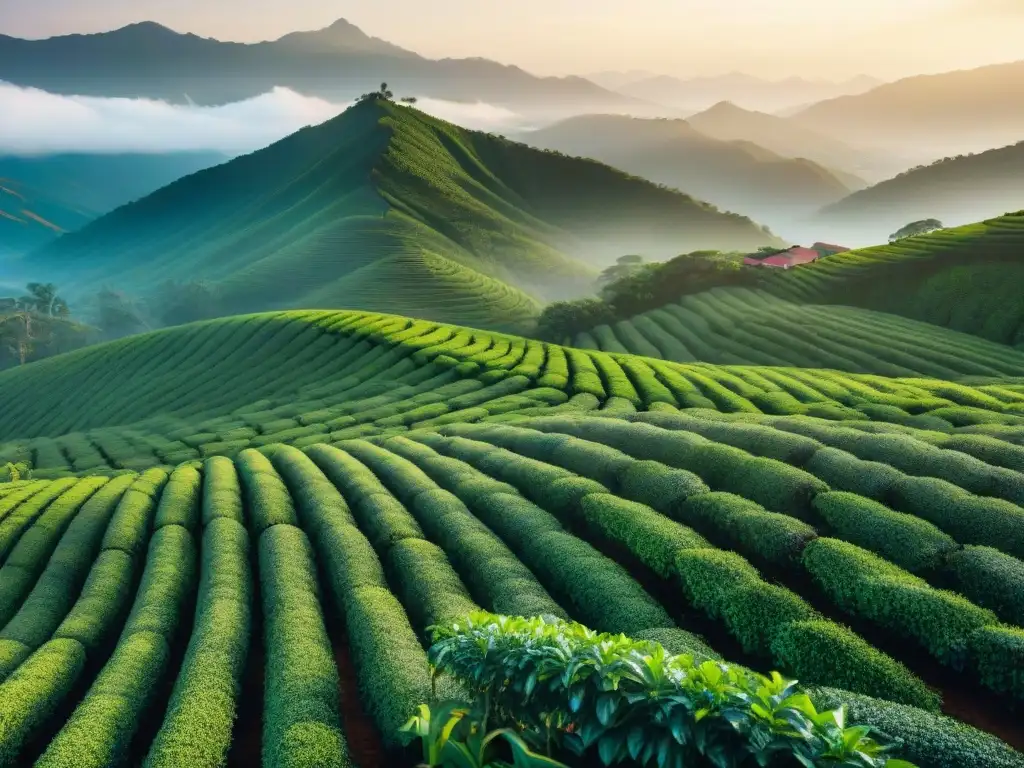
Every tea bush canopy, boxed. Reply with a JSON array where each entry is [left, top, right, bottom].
[[0, 309, 1023, 765]]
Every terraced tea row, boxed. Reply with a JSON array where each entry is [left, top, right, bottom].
[[1, 310, 1023, 477], [573, 287, 1024, 378], [756, 212, 1024, 345], [0, 427, 1022, 767]]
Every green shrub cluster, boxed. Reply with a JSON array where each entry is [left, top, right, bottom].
[[144, 517, 252, 767], [888, 475, 1024, 558], [37, 523, 198, 766], [275, 445, 436, 746], [256, 524, 350, 767], [803, 538, 998, 668], [0, 475, 115, 628], [0, 477, 81, 561], [674, 547, 936, 709], [942, 545, 1024, 626], [427, 613, 914, 768], [809, 685, 1024, 768], [679, 491, 817, 567], [811, 492, 958, 573]]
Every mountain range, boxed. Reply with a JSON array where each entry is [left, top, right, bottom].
[[0, 20, 657, 120], [23, 99, 779, 329], [609, 72, 883, 113], [814, 140, 1024, 245], [0, 152, 226, 258], [520, 114, 863, 228], [793, 60, 1024, 162], [684, 101, 908, 182]]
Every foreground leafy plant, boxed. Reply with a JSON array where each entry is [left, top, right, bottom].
[[401, 700, 570, 767], [421, 613, 916, 768]]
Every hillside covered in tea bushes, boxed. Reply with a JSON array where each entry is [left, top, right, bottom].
[[755, 212, 1024, 346], [22, 100, 779, 332], [0, 309, 1023, 766]]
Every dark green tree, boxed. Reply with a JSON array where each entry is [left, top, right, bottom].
[[596, 254, 646, 288], [94, 288, 150, 339], [154, 280, 221, 327], [536, 298, 617, 342], [889, 219, 944, 242]]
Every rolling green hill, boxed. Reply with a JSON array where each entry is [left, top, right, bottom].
[[815, 141, 1024, 246], [26, 100, 779, 330], [753, 212, 1024, 346], [0, 309, 1023, 766], [521, 113, 862, 225], [572, 286, 1024, 378], [0, 152, 225, 257]]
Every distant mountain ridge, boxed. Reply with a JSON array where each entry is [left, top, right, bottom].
[[25, 100, 780, 328], [0, 20, 655, 119], [814, 140, 1024, 245], [685, 101, 907, 181], [616, 71, 883, 113], [0, 151, 225, 258], [793, 60, 1024, 161], [520, 113, 862, 228]]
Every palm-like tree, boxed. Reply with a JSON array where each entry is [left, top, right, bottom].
[[19, 282, 68, 317], [379, 82, 394, 100], [0, 309, 35, 365]]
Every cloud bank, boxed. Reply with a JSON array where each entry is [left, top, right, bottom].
[[0, 83, 528, 155]]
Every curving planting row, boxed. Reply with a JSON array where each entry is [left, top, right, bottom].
[[0, 425, 1021, 767], [574, 287, 1024, 378], [2, 310, 1024, 479]]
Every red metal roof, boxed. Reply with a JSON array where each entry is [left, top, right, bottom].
[[760, 254, 795, 268]]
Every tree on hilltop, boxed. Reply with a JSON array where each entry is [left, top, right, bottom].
[[359, 82, 395, 102], [358, 82, 419, 104], [889, 218, 944, 242], [18, 282, 68, 317]]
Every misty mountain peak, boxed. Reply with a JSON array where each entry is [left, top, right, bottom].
[[700, 100, 750, 118], [272, 17, 418, 57], [111, 21, 180, 38]]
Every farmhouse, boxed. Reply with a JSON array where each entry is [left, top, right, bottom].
[[744, 245, 830, 269]]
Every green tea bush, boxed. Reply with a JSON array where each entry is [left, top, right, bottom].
[[100, 468, 169, 561], [152, 466, 202, 531], [0, 638, 86, 765], [51, 549, 135, 653], [772, 621, 939, 711], [809, 685, 1024, 768], [969, 626, 1024, 699], [0, 476, 114, 627], [258, 524, 350, 767], [804, 448, 904, 501], [675, 547, 815, 654], [942, 546, 1024, 626], [236, 449, 298, 532], [802, 538, 998, 666], [811, 492, 958, 573], [428, 613, 912, 768], [679, 492, 817, 567], [579, 493, 708, 576], [144, 518, 252, 767], [345, 585, 437, 747], [888, 476, 1024, 558], [616, 460, 708, 510], [0, 477, 79, 561]]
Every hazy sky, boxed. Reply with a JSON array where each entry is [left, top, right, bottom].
[[3, 0, 1022, 80]]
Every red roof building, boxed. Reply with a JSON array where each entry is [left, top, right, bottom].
[[759, 254, 797, 268], [785, 246, 823, 265]]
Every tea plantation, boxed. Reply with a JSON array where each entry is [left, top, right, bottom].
[[1, 310, 1023, 767], [572, 286, 1024, 376]]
